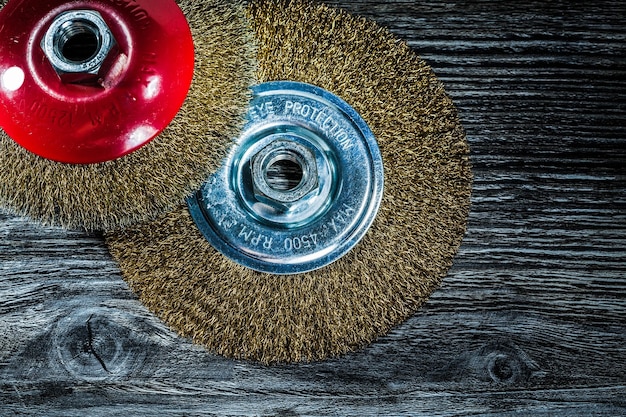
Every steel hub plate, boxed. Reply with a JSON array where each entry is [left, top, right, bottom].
[[188, 81, 384, 274]]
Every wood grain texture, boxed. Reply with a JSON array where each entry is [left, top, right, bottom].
[[1, 0, 625, 415]]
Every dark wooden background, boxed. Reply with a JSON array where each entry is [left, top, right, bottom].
[[1, 1, 625, 415]]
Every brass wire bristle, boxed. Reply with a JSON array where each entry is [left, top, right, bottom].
[[0, 0, 257, 231], [106, 0, 472, 364]]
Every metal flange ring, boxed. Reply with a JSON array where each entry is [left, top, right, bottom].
[[188, 81, 384, 274]]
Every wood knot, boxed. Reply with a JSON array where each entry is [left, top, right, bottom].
[[480, 341, 539, 385], [52, 308, 147, 380], [486, 352, 521, 384], [434, 339, 541, 386]]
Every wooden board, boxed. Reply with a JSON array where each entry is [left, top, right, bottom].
[[1, 1, 625, 415]]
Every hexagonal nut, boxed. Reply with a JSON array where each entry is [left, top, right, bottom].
[[41, 10, 118, 84], [251, 140, 320, 212]]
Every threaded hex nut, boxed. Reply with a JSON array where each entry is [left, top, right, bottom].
[[251, 140, 320, 211], [41, 10, 117, 82]]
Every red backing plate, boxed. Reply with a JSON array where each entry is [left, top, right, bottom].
[[0, 0, 194, 164]]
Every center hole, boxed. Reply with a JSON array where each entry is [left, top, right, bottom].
[[57, 20, 101, 63], [265, 158, 304, 192]]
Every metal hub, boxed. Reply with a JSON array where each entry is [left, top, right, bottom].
[[188, 81, 384, 275], [0, 0, 195, 164]]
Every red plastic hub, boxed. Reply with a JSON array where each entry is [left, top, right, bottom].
[[0, 0, 195, 164]]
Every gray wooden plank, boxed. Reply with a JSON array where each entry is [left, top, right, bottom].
[[1, 0, 625, 415]]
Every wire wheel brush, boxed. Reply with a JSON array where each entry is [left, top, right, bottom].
[[0, 0, 256, 230], [106, 0, 473, 364]]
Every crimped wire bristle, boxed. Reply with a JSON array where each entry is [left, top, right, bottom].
[[0, 0, 257, 231], [106, 0, 472, 364]]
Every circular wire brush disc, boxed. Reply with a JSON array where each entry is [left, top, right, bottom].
[[106, 0, 473, 363], [0, 0, 256, 230]]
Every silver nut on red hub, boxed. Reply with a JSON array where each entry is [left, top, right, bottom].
[[0, 0, 195, 164], [41, 10, 117, 84]]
